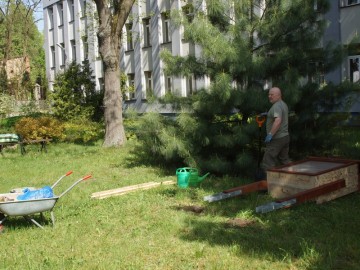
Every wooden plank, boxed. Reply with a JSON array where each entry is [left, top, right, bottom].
[[276, 179, 346, 204], [92, 182, 158, 197], [91, 180, 176, 199], [223, 180, 268, 194]]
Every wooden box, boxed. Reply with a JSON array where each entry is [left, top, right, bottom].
[[267, 157, 359, 204]]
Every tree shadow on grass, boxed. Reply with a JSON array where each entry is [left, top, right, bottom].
[[123, 145, 181, 177], [175, 193, 360, 270]]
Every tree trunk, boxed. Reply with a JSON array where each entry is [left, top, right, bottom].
[[94, 0, 135, 147], [103, 59, 127, 147], [99, 29, 127, 147]]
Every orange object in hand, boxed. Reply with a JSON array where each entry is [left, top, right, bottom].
[[256, 115, 266, 128]]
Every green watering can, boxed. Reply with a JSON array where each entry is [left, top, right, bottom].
[[176, 167, 210, 188]]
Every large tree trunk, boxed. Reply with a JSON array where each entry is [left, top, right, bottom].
[[99, 32, 127, 147], [102, 54, 127, 147], [94, 0, 135, 147]]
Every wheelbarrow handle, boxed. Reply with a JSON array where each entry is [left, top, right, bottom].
[[82, 175, 92, 181], [51, 171, 74, 189], [59, 175, 92, 198]]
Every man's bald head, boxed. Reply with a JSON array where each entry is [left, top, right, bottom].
[[268, 87, 282, 104]]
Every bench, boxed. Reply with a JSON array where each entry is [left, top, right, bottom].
[[0, 134, 23, 154], [21, 138, 52, 153], [0, 134, 52, 154]]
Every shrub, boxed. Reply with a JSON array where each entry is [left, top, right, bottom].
[[0, 93, 15, 118], [50, 61, 103, 122], [62, 118, 104, 143], [0, 116, 21, 133], [15, 116, 64, 141]]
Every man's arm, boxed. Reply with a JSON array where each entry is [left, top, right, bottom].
[[269, 117, 282, 136]]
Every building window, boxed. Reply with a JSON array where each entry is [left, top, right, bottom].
[[50, 46, 55, 68], [144, 71, 152, 98], [81, 0, 87, 18], [162, 12, 171, 43], [253, 0, 265, 17], [187, 76, 193, 96], [165, 76, 172, 93], [143, 18, 151, 47], [126, 23, 133, 50], [182, 3, 194, 23], [98, 78, 104, 90], [69, 0, 75, 22], [48, 7, 54, 29], [349, 56, 360, 83], [70, 39, 76, 61], [58, 3, 63, 26], [347, 0, 360, 5], [59, 43, 66, 67], [127, 74, 135, 99], [340, 0, 360, 7], [82, 36, 88, 61]]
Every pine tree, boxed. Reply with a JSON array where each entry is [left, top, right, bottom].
[[50, 61, 103, 121], [138, 0, 352, 176]]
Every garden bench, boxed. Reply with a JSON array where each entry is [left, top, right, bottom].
[[21, 138, 52, 153], [0, 134, 24, 154], [0, 134, 52, 154]]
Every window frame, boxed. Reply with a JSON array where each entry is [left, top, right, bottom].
[[69, 0, 75, 22], [340, 0, 360, 7], [126, 73, 135, 100], [349, 56, 360, 83], [143, 18, 151, 47], [58, 3, 63, 26], [82, 36, 88, 61], [126, 23, 134, 51], [50, 46, 56, 68], [144, 71, 153, 99], [161, 12, 171, 43], [70, 39, 76, 61], [48, 7, 54, 30]]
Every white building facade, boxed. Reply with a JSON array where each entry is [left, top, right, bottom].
[[43, 0, 211, 113], [43, 0, 103, 90], [322, 0, 360, 86], [42, 0, 360, 112]]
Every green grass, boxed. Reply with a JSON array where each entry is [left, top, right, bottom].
[[0, 141, 360, 269]]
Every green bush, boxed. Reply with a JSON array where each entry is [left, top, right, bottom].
[[123, 109, 142, 141], [0, 116, 21, 133], [14, 116, 64, 141], [62, 119, 104, 143], [50, 61, 104, 122], [0, 93, 15, 118]]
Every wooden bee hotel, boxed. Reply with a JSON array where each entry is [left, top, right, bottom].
[[267, 157, 359, 204]]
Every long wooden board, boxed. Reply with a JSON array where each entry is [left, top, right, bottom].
[[91, 180, 176, 199]]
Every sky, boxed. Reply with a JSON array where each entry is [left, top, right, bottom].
[[34, 6, 44, 32]]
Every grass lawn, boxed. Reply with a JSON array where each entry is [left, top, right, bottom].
[[0, 141, 359, 269]]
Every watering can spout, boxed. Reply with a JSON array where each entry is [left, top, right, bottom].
[[199, 172, 210, 182]]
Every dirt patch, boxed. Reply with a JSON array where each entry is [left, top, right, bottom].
[[175, 205, 205, 214], [226, 218, 256, 228]]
